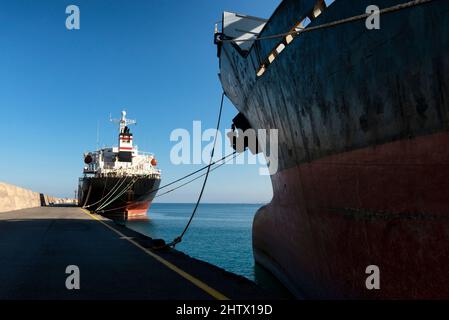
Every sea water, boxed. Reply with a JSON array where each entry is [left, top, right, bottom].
[[126, 203, 260, 280]]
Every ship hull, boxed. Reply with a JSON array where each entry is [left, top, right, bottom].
[[78, 176, 161, 218], [254, 131, 449, 299], [218, 0, 449, 298]]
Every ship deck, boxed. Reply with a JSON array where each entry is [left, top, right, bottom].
[[0, 205, 276, 299]]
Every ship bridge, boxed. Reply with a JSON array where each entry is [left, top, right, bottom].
[[82, 111, 160, 178]]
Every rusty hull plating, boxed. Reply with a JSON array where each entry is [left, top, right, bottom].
[[218, 0, 449, 298]]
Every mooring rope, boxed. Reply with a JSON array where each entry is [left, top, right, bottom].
[[217, 0, 436, 43], [83, 93, 230, 250], [154, 152, 239, 199], [85, 176, 128, 209], [98, 152, 237, 213], [96, 176, 140, 212], [83, 176, 124, 209], [81, 184, 92, 208], [167, 92, 226, 248]]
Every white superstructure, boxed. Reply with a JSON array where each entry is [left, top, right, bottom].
[[83, 111, 161, 178]]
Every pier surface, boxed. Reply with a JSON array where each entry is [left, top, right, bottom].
[[0, 206, 272, 299]]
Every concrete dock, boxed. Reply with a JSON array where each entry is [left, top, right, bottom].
[[0, 205, 273, 300]]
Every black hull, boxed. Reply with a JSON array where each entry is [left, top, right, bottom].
[[220, 0, 449, 171], [78, 176, 161, 216]]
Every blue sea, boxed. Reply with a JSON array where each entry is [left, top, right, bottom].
[[125, 203, 291, 296], [125, 203, 261, 281]]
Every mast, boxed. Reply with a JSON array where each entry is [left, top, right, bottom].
[[110, 110, 136, 162], [110, 110, 137, 134]]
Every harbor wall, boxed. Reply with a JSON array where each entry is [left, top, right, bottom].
[[0, 182, 66, 213]]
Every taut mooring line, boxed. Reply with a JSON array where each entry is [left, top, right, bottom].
[[168, 92, 226, 248], [217, 0, 436, 43]]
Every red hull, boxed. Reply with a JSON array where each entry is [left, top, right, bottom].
[[253, 132, 449, 299], [125, 201, 151, 218]]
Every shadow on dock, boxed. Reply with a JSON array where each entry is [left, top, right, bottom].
[[0, 206, 286, 300]]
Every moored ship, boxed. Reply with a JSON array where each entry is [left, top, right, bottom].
[[78, 111, 161, 219], [216, 0, 449, 298]]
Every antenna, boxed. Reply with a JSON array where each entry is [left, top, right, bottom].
[[96, 120, 100, 150], [110, 110, 137, 133]]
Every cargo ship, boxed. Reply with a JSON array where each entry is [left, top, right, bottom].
[[78, 111, 161, 218], [216, 0, 449, 298]]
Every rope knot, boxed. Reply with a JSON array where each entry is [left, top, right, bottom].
[[170, 236, 182, 248]]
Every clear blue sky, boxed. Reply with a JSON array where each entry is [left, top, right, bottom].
[[0, 0, 279, 203]]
